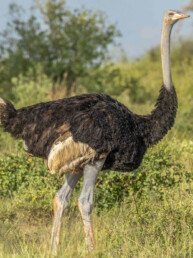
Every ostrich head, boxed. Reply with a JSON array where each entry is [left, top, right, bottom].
[[164, 10, 190, 25]]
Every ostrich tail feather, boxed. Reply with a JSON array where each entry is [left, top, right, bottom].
[[0, 98, 17, 130]]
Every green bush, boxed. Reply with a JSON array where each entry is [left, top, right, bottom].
[[11, 65, 52, 108], [0, 139, 192, 214]]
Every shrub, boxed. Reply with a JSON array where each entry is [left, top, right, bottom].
[[0, 139, 192, 214]]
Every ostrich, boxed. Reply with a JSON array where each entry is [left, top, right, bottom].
[[0, 10, 190, 254]]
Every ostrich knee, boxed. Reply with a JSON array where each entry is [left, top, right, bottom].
[[78, 197, 95, 251], [78, 196, 93, 221], [53, 191, 69, 216]]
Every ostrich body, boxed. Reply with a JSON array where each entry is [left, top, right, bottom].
[[0, 10, 189, 254]]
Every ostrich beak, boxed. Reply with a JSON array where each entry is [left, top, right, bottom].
[[174, 13, 190, 20]]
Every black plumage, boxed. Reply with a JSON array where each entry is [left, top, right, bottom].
[[0, 85, 177, 172]]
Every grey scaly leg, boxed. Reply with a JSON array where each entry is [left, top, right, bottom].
[[51, 172, 82, 255], [78, 159, 105, 252]]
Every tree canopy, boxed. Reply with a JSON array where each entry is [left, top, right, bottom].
[[0, 0, 120, 96]]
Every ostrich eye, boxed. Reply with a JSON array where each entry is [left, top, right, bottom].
[[168, 12, 174, 16]]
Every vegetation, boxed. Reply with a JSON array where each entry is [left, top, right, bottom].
[[0, 139, 192, 257], [0, 0, 120, 96], [0, 1, 193, 257]]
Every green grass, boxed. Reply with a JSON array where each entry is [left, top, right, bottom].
[[0, 180, 193, 258]]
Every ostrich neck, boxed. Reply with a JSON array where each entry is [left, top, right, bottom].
[[142, 20, 177, 146], [161, 21, 173, 90]]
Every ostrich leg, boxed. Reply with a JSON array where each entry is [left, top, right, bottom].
[[51, 172, 82, 255], [78, 159, 105, 252]]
